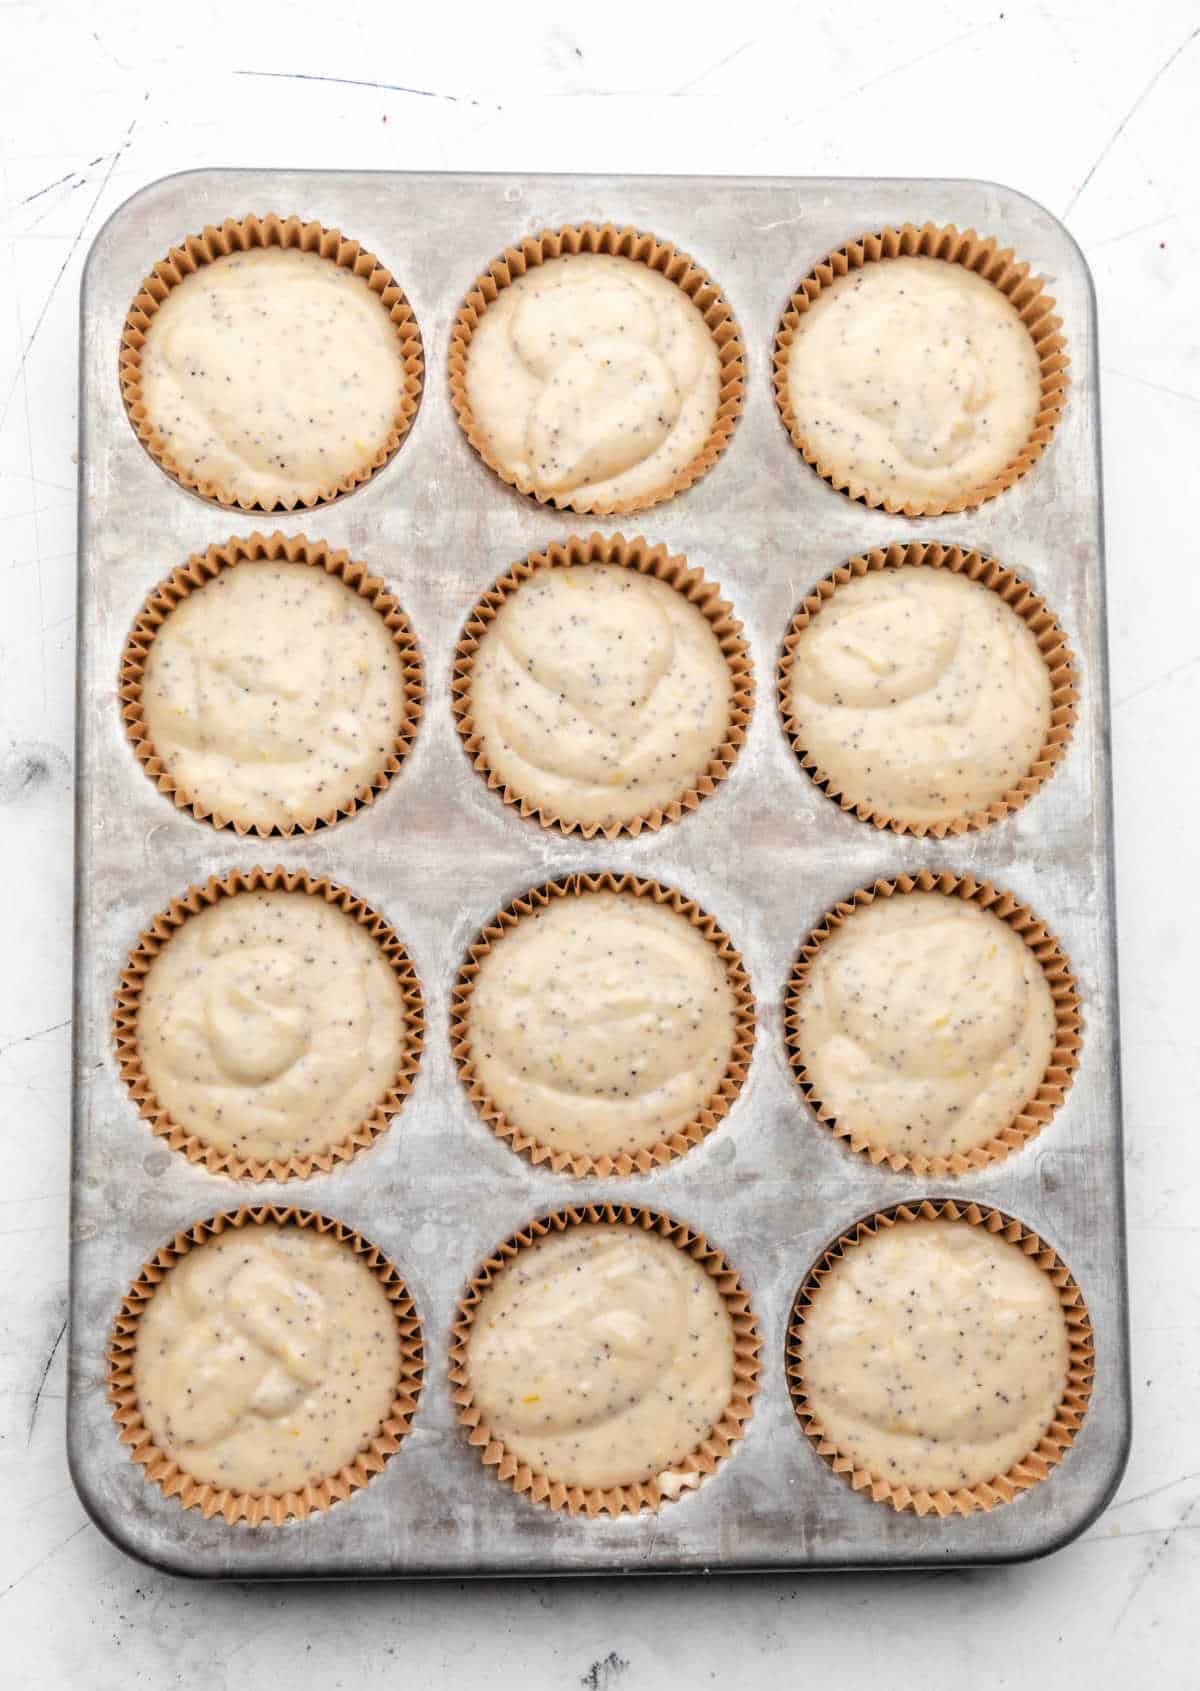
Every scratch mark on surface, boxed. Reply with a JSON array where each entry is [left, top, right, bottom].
[[1089, 208, 1191, 248], [27, 1316, 67, 1443], [233, 69, 463, 101], [0, 1020, 70, 1059], [824, 20, 999, 110], [0, 1521, 91, 1604], [1114, 655, 1200, 712], [673, 40, 754, 94], [0, 105, 144, 437], [1107, 1471, 1200, 1513], [754, 214, 805, 233], [1108, 1494, 1200, 1634], [1063, 25, 1200, 219], [19, 169, 78, 207], [1103, 366, 1200, 408]]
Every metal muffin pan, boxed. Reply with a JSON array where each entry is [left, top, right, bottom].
[[70, 170, 1130, 1576]]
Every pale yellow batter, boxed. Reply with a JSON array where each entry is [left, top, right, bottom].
[[141, 561, 409, 831], [139, 247, 409, 506], [794, 892, 1056, 1162], [785, 256, 1043, 508], [467, 1224, 735, 1490], [134, 1223, 402, 1496], [785, 567, 1052, 824], [800, 1218, 1070, 1492], [136, 889, 408, 1165], [464, 253, 721, 507], [465, 891, 739, 1161], [469, 564, 733, 828]]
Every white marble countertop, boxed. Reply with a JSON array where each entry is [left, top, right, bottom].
[[2, 1, 1197, 1684]]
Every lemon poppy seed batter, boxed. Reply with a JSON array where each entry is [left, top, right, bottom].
[[135, 889, 408, 1165], [465, 891, 739, 1162], [464, 252, 720, 507], [468, 563, 733, 829], [785, 567, 1052, 825], [785, 255, 1042, 509], [133, 1224, 401, 1496], [466, 1224, 736, 1490], [139, 246, 409, 506], [794, 892, 1056, 1162], [799, 1218, 1070, 1493], [140, 561, 409, 832]]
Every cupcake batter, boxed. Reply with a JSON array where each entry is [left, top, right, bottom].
[[134, 1223, 401, 1496], [139, 246, 409, 506], [785, 256, 1043, 508], [785, 566, 1052, 824], [464, 252, 721, 507], [141, 560, 409, 832], [468, 563, 733, 828], [465, 891, 739, 1161], [136, 889, 408, 1164], [794, 892, 1056, 1162], [799, 1217, 1070, 1492], [467, 1223, 735, 1489]]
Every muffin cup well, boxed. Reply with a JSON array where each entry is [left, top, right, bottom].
[[777, 541, 1077, 837], [120, 531, 424, 837], [114, 866, 425, 1182], [787, 1198, 1094, 1518], [785, 868, 1082, 1176], [449, 1204, 761, 1517], [773, 222, 1069, 516], [448, 223, 744, 514], [107, 1206, 425, 1527], [452, 872, 756, 1179], [119, 213, 425, 511], [453, 532, 754, 840]]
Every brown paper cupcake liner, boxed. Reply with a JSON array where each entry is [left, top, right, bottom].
[[450, 1204, 761, 1517], [114, 866, 425, 1182], [451, 872, 756, 1179], [120, 213, 424, 511], [119, 531, 424, 837], [448, 223, 744, 514], [778, 542, 1078, 837], [785, 869, 1082, 1176], [107, 1206, 424, 1527], [773, 222, 1070, 516], [453, 532, 754, 839], [787, 1198, 1094, 1517]]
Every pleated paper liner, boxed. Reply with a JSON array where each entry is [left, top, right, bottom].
[[777, 542, 1078, 838], [453, 532, 754, 840], [785, 869, 1082, 1177], [119, 213, 425, 511], [449, 1205, 761, 1517], [787, 1199, 1094, 1518], [119, 531, 424, 838], [448, 223, 745, 514], [451, 872, 756, 1179], [107, 1206, 424, 1527], [113, 867, 424, 1182], [772, 222, 1070, 516]]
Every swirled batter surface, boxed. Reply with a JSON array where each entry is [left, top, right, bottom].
[[467, 1223, 735, 1489], [137, 889, 407, 1164], [464, 253, 720, 507], [785, 567, 1051, 824], [134, 1224, 401, 1496], [469, 563, 732, 828], [800, 1218, 1070, 1491], [794, 892, 1055, 1161], [141, 561, 408, 831]]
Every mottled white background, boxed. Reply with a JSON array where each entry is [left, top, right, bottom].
[[2, 1, 1197, 1685]]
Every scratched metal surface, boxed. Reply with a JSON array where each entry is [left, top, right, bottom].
[[69, 170, 1129, 1578]]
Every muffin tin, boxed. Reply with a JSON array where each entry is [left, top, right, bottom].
[[70, 170, 1129, 1576]]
